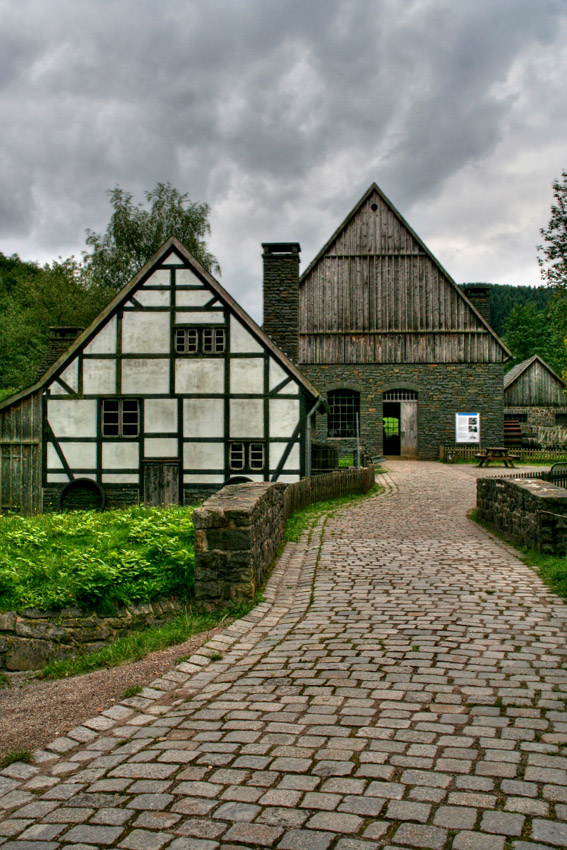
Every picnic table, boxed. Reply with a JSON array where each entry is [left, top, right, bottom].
[[475, 447, 517, 468]]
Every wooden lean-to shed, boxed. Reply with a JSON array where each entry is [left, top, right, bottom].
[[503, 355, 567, 444], [263, 184, 511, 459], [0, 237, 321, 514]]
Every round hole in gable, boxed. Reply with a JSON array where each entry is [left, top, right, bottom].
[[370, 203, 378, 212]]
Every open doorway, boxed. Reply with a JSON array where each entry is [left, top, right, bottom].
[[383, 390, 418, 457]]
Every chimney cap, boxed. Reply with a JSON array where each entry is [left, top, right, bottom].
[[262, 242, 301, 256]]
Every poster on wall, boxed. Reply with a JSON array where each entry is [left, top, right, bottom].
[[455, 412, 480, 444]]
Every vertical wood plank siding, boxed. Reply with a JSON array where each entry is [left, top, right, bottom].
[[299, 192, 504, 364], [0, 391, 42, 513], [505, 361, 566, 407]]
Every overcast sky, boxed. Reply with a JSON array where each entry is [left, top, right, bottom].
[[1, 0, 565, 320]]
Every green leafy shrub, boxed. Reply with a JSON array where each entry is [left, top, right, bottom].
[[0, 506, 195, 613]]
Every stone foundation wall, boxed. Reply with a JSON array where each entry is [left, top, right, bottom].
[[302, 363, 503, 458], [477, 477, 567, 554], [0, 597, 187, 672], [194, 466, 375, 610]]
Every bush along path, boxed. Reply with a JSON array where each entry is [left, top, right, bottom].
[[2, 464, 567, 848]]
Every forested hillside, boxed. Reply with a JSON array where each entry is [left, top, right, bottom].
[[459, 282, 551, 337]]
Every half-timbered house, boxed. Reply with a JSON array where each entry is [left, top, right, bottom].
[[263, 184, 511, 458], [0, 237, 321, 514]]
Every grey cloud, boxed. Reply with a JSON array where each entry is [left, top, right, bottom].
[[0, 0, 565, 307]]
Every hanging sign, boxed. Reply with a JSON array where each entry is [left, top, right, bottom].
[[455, 412, 480, 444]]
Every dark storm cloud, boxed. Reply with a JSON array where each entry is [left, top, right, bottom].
[[0, 0, 565, 313]]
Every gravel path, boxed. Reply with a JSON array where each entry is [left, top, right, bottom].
[[0, 626, 224, 760]]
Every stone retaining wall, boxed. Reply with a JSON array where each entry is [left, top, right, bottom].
[[194, 466, 375, 610], [477, 476, 567, 554], [0, 597, 187, 672]]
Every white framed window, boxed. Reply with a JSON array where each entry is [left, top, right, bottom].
[[176, 327, 225, 354], [102, 399, 140, 438], [229, 441, 265, 472]]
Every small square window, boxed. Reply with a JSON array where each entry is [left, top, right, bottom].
[[102, 399, 140, 438], [249, 443, 264, 470], [229, 442, 245, 470]]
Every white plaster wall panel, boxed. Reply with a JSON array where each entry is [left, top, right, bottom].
[[276, 473, 300, 482], [184, 473, 224, 483], [175, 289, 212, 307], [283, 443, 300, 471], [144, 438, 179, 458], [269, 358, 290, 390], [47, 473, 71, 483], [270, 442, 299, 471], [134, 289, 171, 307], [84, 316, 117, 355], [46, 446, 64, 469], [142, 269, 170, 287], [230, 399, 263, 438], [59, 359, 79, 392], [82, 359, 116, 395], [102, 473, 139, 484], [230, 316, 264, 353], [122, 311, 170, 353], [176, 268, 202, 286], [48, 400, 97, 438], [145, 399, 178, 433], [183, 398, 224, 438], [102, 442, 139, 469], [122, 359, 170, 394], [183, 442, 224, 470], [270, 398, 300, 437], [175, 359, 224, 394], [54, 442, 97, 470], [230, 359, 264, 394], [175, 311, 224, 324], [242, 474, 264, 482], [162, 249, 185, 265]]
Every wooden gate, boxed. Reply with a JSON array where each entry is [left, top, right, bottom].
[[143, 461, 181, 507]]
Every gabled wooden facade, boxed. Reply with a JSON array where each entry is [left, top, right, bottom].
[[0, 238, 321, 514], [504, 355, 567, 430], [264, 184, 510, 458]]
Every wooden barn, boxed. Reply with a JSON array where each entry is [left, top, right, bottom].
[[504, 355, 567, 445], [263, 184, 511, 458], [0, 237, 321, 514]]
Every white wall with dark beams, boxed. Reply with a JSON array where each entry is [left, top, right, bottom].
[[41, 241, 312, 508]]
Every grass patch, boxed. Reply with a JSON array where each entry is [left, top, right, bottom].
[[284, 483, 383, 544], [37, 600, 254, 681], [122, 685, 142, 699], [0, 749, 32, 768], [0, 673, 9, 690], [471, 507, 567, 602], [0, 506, 195, 613]]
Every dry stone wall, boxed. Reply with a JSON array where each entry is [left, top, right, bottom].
[[194, 466, 375, 610], [477, 476, 567, 554], [0, 597, 186, 672]]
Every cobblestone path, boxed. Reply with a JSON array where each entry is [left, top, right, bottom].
[[2, 461, 567, 849]]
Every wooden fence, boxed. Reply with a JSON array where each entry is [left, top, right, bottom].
[[283, 464, 375, 518], [440, 446, 567, 463]]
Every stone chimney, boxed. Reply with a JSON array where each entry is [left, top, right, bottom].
[[463, 285, 491, 327], [262, 242, 300, 363], [35, 326, 84, 381]]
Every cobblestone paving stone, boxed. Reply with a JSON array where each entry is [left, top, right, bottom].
[[1, 460, 567, 849]]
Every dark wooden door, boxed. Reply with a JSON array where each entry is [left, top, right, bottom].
[[143, 461, 180, 507]]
